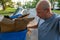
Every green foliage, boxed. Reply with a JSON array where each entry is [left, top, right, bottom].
[[17, 2, 21, 6], [0, 0, 11, 10], [0, 7, 16, 15], [23, 0, 40, 8], [32, 0, 40, 8], [8, 2, 14, 8], [58, 0, 60, 8], [23, 1, 33, 8]]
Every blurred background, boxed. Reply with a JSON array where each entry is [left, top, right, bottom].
[[0, 0, 60, 40], [0, 0, 60, 16]]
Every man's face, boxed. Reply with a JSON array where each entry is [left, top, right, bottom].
[[36, 5, 46, 19]]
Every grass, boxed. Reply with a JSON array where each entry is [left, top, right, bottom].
[[0, 7, 16, 16], [52, 10, 60, 14]]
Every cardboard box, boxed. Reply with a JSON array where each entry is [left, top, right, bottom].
[[15, 17, 34, 31], [0, 18, 15, 32], [0, 17, 34, 32]]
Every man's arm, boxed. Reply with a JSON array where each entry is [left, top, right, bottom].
[[27, 24, 38, 29]]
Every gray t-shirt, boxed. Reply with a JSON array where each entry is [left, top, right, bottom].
[[38, 14, 60, 40]]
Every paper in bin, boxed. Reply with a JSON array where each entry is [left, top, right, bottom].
[[15, 17, 34, 31], [0, 17, 34, 32], [0, 17, 15, 32]]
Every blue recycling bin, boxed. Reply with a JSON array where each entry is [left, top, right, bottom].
[[10, 14, 22, 19], [10, 7, 23, 19], [0, 8, 27, 40], [0, 29, 27, 40]]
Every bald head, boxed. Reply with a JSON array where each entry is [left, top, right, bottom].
[[36, 0, 53, 19], [36, 0, 51, 10]]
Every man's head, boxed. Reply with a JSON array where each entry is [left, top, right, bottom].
[[36, 0, 52, 19]]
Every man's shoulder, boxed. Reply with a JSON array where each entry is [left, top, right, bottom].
[[52, 13, 60, 22], [55, 14, 60, 21], [57, 14, 60, 18]]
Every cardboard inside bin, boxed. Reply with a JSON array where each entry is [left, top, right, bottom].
[[15, 17, 34, 31], [0, 18, 15, 32], [0, 17, 34, 32]]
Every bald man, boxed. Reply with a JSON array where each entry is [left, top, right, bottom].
[[28, 0, 60, 40]]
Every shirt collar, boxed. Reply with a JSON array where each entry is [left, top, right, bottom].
[[45, 13, 57, 22]]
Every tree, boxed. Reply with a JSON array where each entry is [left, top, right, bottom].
[[17, 2, 21, 7], [50, 0, 56, 10], [58, 0, 60, 8], [23, 0, 40, 8], [23, 1, 32, 8], [31, 0, 40, 8], [0, 0, 11, 10]]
